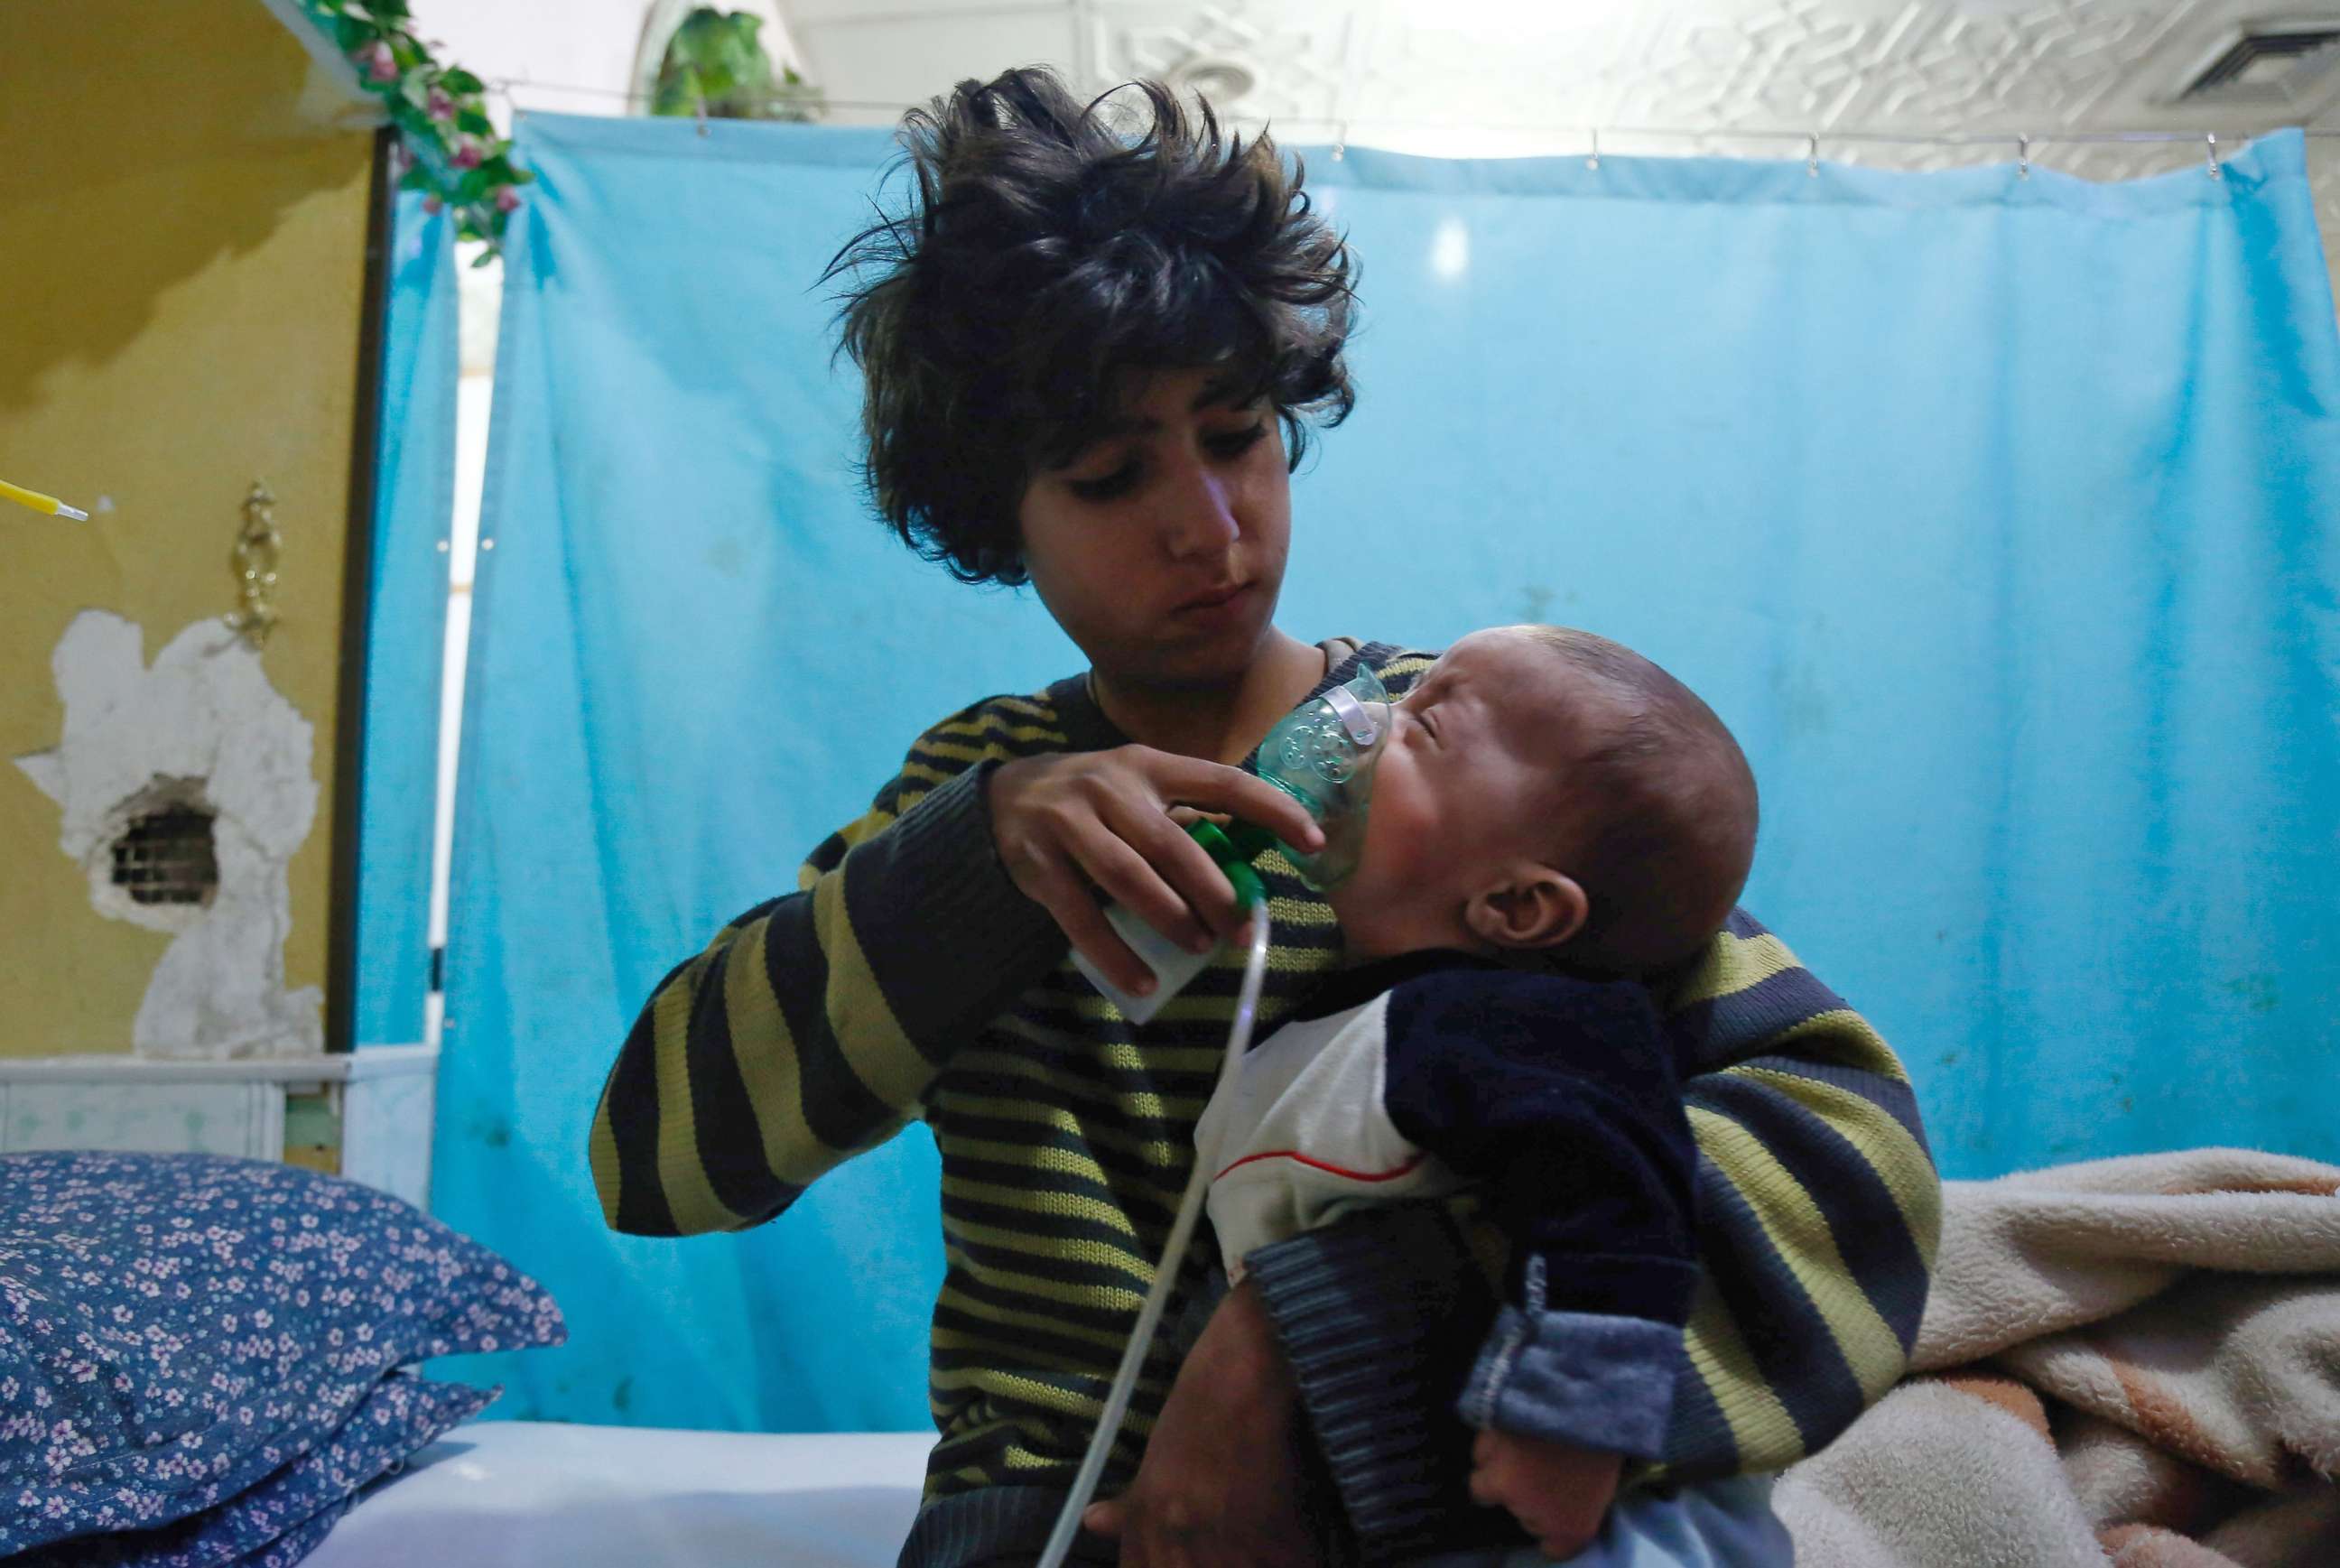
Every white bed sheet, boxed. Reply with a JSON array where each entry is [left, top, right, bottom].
[[304, 1422, 933, 1568]]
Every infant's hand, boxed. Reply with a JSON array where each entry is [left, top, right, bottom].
[[1467, 1429, 1623, 1562]]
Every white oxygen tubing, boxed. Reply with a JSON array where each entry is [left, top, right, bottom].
[[1035, 908, 1277, 1568]]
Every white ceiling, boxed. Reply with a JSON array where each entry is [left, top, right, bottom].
[[790, 2, 2339, 246], [785, 0, 2340, 136], [415, 0, 2340, 320]]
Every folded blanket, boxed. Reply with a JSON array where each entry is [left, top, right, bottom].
[[1775, 1149, 2340, 1568]]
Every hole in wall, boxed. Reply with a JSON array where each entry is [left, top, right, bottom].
[[81, 774, 233, 935], [110, 797, 221, 909], [16, 611, 324, 1058]]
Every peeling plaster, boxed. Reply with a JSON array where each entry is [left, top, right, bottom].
[[15, 610, 323, 1059]]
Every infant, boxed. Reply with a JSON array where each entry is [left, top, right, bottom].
[[1195, 626, 1764, 1561]]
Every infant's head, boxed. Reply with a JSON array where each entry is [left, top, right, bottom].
[[1327, 626, 1758, 976]]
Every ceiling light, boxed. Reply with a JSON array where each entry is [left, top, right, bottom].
[[1169, 59, 1258, 106]]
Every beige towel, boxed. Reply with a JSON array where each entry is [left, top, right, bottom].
[[1775, 1149, 2340, 1568]]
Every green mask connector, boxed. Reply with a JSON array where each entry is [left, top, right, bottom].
[[1184, 819, 1268, 913]]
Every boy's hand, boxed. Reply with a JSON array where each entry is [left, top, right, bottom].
[[1468, 1429, 1623, 1561], [1081, 1278, 1321, 1567], [989, 747, 1323, 997]]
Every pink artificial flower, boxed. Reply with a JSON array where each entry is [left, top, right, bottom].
[[427, 87, 456, 123], [422, 195, 444, 215], [495, 186, 523, 213], [357, 41, 398, 84], [450, 136, 484, 171]]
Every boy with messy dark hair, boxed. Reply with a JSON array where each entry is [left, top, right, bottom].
[[594, 66, 1939, 1567]]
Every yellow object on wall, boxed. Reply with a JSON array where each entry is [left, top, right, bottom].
[[0, 0, 380, 1056]]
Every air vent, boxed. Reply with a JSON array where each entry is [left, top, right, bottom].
[[2179, 23, 2340, 103]]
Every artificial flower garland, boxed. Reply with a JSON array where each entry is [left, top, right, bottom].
[[296, 0, 532, 256]]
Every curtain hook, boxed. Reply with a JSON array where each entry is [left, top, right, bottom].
[[2017, 134, 2030, 180], [1332, 120, 1348, 162], [2205, 132, 2222, 181], [1806, 132, 1820, 178], [695, 94, 710, 138], [1587, 127, 1601, 171]]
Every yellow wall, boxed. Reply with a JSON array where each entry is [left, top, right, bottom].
[[0, 0, 376, 1054]]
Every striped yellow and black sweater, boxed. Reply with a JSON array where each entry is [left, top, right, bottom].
[[590, 641, 1942, 1565]]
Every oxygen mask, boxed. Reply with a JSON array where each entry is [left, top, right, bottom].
[[1242, 663, 1393, 890]]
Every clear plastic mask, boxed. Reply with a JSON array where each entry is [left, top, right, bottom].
[[1253, 664, 1393, 890]]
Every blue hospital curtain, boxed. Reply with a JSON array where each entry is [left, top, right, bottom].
[[354, 189, 456, 1049], [438, 114, 2340, 1430]]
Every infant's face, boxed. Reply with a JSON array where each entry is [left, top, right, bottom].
[[1328, 628, 1602, 959]]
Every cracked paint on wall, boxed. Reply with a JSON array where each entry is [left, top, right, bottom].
[[15, 610, 323, 1059]]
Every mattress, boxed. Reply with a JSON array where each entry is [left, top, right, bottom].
[[302, 1422, 934, 1567]]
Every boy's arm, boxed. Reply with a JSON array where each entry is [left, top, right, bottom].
[[1652, 908, 1942, 1480], [586, 699, 1068, 1236], [1373, 970, 1697, 1462], [1245, 913, 1942, 1554]]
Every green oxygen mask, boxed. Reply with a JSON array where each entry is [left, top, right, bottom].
[[1071, 666, 1393, 1025], [1236, 662, 1394, 891]]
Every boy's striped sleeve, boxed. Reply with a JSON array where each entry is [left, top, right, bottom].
[[587, 700, 1069, 1236], [1653, 909, 1942, 1480]]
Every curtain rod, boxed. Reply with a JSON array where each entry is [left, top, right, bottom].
[[489, 74, 2340, 150]]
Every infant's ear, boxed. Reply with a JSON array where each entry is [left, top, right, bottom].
[[1466, 869, 1587, 951]]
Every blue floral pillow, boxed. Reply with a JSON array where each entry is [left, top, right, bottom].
[[17, 1370, 493, 1567], [0, 1151, 565, 1559]]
